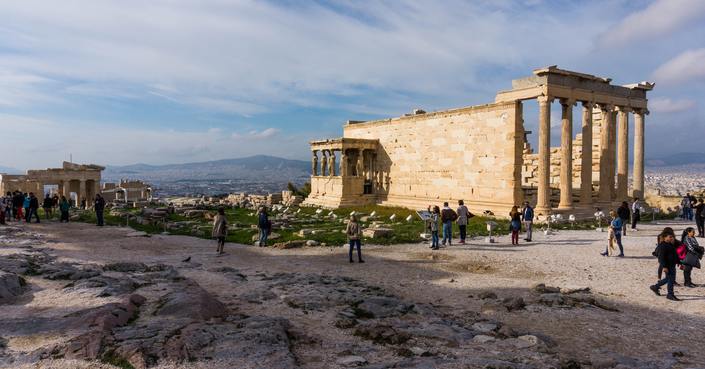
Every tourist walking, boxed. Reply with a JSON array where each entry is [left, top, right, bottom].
[[429, 205, 440, 250], [521, 201, 534, 242], [59, 196, 70, 223], [631, 197, 641, 230], [650, 229, 680, 301], [22, 193, 30, 222], [94, 194, 106, 226], [257, 207, 270, 247], [13, 191, 23, 220], [680, 227, 703, 288], [682, 193, 693, 221], [456, 200, 473, 244], [346, 214, 364, 263], [42, 193, 53, 219], [4, 192, 12, 221], [695, 198, 705, 238], [602, 210, 624, 257], [617, 202, 630, 236], [0, 197, 6, 225], [212, 207, 228, 255], [440, 202, 457, 246], [27, 192, 40, 223], [509, 206, 521, 245]]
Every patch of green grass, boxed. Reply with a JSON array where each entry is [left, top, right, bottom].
[[101, 351, 135, 369]]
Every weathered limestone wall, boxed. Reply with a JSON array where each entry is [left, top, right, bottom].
[[342, 101, 523, 213]]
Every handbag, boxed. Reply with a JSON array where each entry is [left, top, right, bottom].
[[684, 252, 702, 269], [676, 244, 687, 261]]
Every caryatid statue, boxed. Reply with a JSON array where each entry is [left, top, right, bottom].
[[320, 151, 328, 176], [328, 151, 336, 176], [311, 151, 318, 176], [340, 151, 347, 176]]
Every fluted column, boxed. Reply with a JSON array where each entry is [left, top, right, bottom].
[[558, 99, 574, 209], [62, 180, 70, 200], [598, 104, 613, 203], [78, 180, 86, 207], [616, 107, 630, 200], [580, 102, 594, 206], [536, 96, 552, 213], [633, 110, 646, 199], [609, 110, 617, 200]]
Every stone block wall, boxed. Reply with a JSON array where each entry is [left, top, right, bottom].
[[342, 101, 523, 214]]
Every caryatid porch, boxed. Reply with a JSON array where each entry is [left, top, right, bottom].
[[303, 138, 380, 208], [496, 66, 654, 216]]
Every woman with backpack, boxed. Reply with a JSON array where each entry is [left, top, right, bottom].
[[509, 206, 521, 245], [212, 207, 228, 255], [680, 227, 703, 288]]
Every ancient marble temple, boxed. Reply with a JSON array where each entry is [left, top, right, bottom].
[[303, 66, 654, 218]]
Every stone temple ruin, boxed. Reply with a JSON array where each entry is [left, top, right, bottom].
[[303, 66, 654, 218], [0, 162, 104, 206], [0, 162, 153, 206]]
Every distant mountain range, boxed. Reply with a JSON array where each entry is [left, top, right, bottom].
[[646, 152, 705, 167], [103, 155, 310, 183]]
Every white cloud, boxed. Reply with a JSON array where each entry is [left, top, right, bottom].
[[232, 127, 280, 140], [652, 48, 705, 85], [649, 97, 696, 113], [597, 0, 705, 48]]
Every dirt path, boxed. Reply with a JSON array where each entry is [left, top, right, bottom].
[[2, 219, 704, 368]]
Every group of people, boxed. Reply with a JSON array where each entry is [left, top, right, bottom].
[[425, 200, 475, 250], [0, 191, 105, 226], [680, 193, 705, 237], [210, 206, 273, 256], [600, 197, 644, 257], [650, 226, 704, 301]]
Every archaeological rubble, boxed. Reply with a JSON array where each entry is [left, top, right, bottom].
[[303, 66, 654, 219]]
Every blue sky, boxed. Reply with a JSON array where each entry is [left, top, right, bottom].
[[0, 0, 704, 170]]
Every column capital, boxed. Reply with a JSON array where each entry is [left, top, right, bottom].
[[537, 95, 553, 104], [559, 98, 576, 107], [615, 106, 632, 113], [633, 108, 649, 116]]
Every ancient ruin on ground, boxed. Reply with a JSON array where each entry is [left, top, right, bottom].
[[0, 162, 152, 206], [304, 66, 654, 218]]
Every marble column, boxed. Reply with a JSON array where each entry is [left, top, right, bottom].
[[62, 180, 70, 201], [78, 180, 86, 208], [536, 96, 552, 213], [609, 110, 617, 201], [633, 110, 646, 199], [311, 151, 318, 176], [558, 99, 574, 209], [580, 102, 594, 206], [598, 104, 613, 203], [616, 107, 630, 200], [58, 181, 65, 198]]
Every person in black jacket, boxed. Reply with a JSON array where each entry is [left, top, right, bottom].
[[94, 194, 106, 226], [650, 229, 680, 301], [27, 192, 40, 223], [616, 202, 630, 236]]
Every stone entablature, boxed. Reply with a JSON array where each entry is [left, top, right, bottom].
[[304, 66, 653, 219]]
